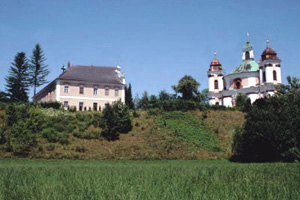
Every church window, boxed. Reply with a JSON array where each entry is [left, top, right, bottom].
[[273, 70, 277, 81], [214, 80, 218, 90], [245, 51, 250, 60], [263, 72, 266, 82], [235, 81, 241, 89]]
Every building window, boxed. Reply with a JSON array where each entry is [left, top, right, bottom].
[[93, 103, 98, 111], [273, 70, 277, 81], [245, 51, 250, 60], [105, 88, 109, 96], [233, 78, 242, 89], [79, 102, 84, 111], [63, 101, 69, 109], [214, 80, 218, 90], [64, 85, 69, 93], [79, 86, 84, 94], [115, 88, 119, 97], [263, 72, 266, 82], [93, 87, 98, 95], [235, 81, 241, 89]]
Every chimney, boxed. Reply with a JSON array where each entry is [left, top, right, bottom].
[[67, 61, 71, 70]]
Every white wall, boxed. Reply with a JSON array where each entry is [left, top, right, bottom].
[[209, 98, 216, 105], [209, 77, 216, 92], [265, 67, 273, 83], [223, 97, 232, 107], [276, 67, 282, 83], [218, 76, 223, 91], [247, 93, 259, 103]]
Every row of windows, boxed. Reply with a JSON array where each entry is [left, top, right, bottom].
[[263, 70, 277, 82], [63, 85, 119, 97], [63, 101, 109, 111], [213, 70, 278, 90]]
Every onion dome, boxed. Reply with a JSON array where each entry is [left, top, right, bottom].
[[209, 52, 223, 71], [261, 37, 279, 61]]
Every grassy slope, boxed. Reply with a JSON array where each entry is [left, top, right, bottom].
[[0, 109, 244, 160], [0, 159, 299, 200]]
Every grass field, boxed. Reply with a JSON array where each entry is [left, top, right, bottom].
[[0, 159, 299, 200]]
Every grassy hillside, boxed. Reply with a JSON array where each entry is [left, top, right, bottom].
[[0, 159, 298, 200], [0, 108, 244, 160]]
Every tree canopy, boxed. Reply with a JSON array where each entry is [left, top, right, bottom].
[[5, 52, 30, 102], [172, 75, 201, 101], [29, 44, 49, 96]]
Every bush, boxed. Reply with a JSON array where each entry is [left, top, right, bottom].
[[101, 101, 132, 140], [232, 87, 300, 162], [132, 110, 140, 118], [8, 121, 37, 155], [83, 125, 101, 139], [69, 106, 76, 112], [0, 125, 5, 144], [39, 101, 62, 109], [42, 128, 60, 143]]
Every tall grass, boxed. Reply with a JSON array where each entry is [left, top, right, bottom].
[[0, 160, 299, 200]]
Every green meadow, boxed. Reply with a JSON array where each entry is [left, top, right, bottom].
[[0, 159, 299, 200]]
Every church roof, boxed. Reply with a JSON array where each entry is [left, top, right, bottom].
[[58, 65, 124, 85], [231, 60, 259, 73]]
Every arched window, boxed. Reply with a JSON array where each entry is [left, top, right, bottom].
[[235, 81, 241, 89], [273, 70, 277, 81], [263, 72, 266, 82], [245, 51, 250, 60], [214, 80, 218, 90]]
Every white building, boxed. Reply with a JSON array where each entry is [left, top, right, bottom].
[[208, 36, 282, 107]]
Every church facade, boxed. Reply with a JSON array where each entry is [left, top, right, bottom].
[[207, 37, 282, 107]]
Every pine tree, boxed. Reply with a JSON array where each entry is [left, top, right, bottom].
[[5, 52, 29, 102], [29, 44, 49, 96], [125, 83, 134, 109]]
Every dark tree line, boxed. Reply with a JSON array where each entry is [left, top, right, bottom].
[[2, 44, 49, 103], [232, 76, 300, 162]]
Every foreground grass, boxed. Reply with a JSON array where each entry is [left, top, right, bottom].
[[0, 160, 299, 200]]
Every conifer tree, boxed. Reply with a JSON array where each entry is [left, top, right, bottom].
[[5, 52, 29, 102], [29, 44, 49, 96], [125, 83, 134, 109]]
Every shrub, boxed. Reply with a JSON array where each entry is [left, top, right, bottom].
[[232, 82, 300, 162], [58, 132, 69, 145], [42, 128, 59, 143], [83, 125, 101, 139], [132, 110, 140, 118], [39, 101, 62, 109], [47, 143, 56, 151], [101, 101, 132, 140], [0, 125, 5, 144], [72, 130, 82, 139], [8, 121, 37, 155], [69, 106, 76, 112]]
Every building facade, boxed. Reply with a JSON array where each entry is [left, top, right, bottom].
[[208, 37, 282, 107], [34, 62, 126, 111]]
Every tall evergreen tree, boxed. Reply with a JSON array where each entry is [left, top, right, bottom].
[[5, 52, 29, 102], [125, 83, 134, 109], [29, 44, 49, 96]]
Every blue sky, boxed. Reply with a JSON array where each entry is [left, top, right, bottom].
[[0, 0, 299, 98]]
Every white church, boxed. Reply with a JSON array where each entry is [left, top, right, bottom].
[[207, 35, 282, 107]]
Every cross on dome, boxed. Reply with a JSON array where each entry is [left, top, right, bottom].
[[246, 32, 250, 42]]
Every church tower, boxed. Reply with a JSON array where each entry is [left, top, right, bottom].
[[259, 37, 282, 88], [207, 52, 224, 105]]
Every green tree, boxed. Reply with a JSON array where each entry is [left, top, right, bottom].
[[158, 90, 172, 101], [137, 91, 150, 109], [235, 93, 249, 111], [0, 91, 9, 102], [172, 75, 200, 101], [100, 101, 132, 140], [232, 76, 300, 162], [125, 83, 135, 109], [149, 95, 158, 108], [29, 44, 49, 96], [5, 52, 29, 102]]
